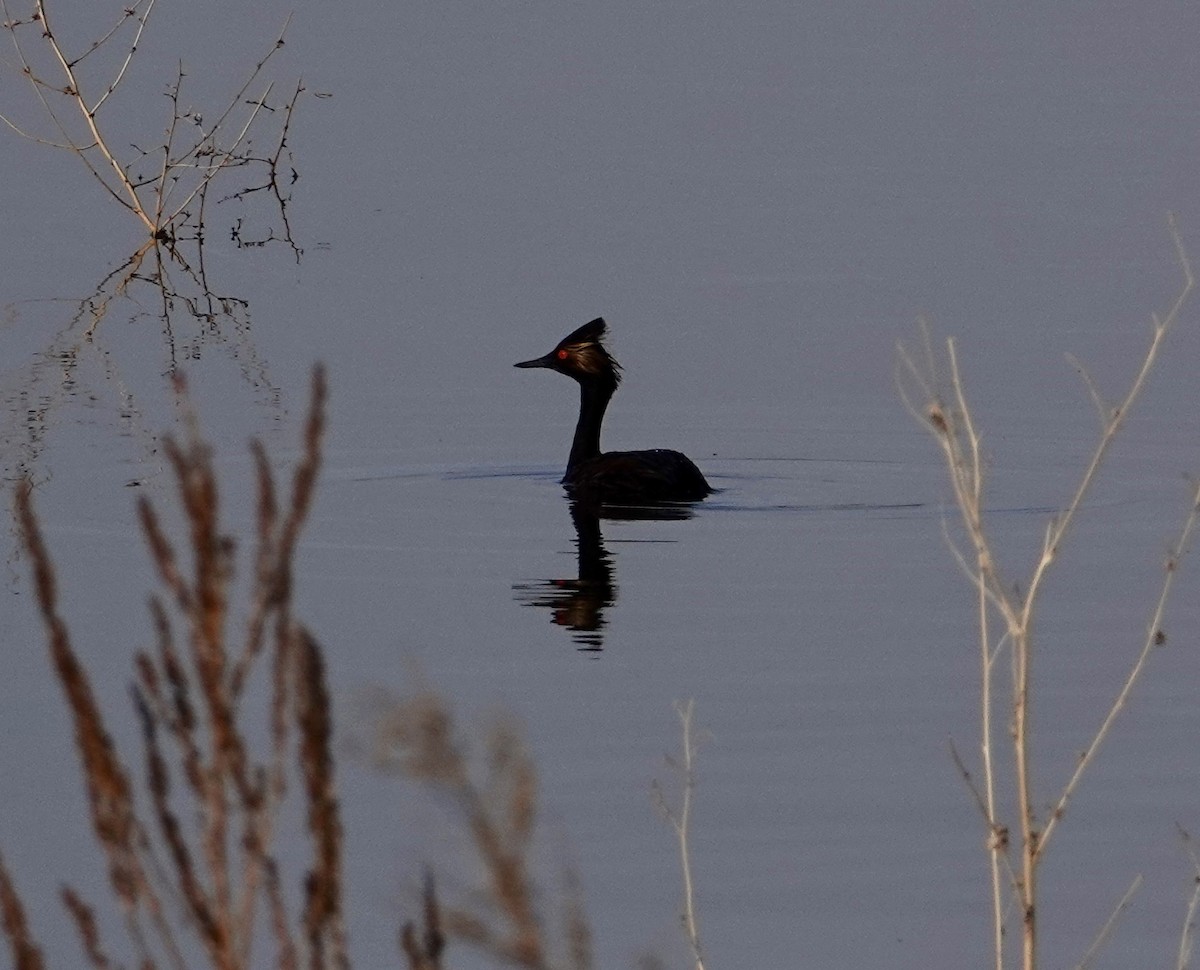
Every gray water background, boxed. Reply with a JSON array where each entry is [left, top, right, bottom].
[[5, 2, 1200, 967]]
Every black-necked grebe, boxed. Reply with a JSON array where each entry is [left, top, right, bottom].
[[514, 318, 712, 504]]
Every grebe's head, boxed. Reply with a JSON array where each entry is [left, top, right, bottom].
[[514, 317, 621, 387]]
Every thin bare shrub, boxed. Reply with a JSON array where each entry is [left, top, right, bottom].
[[0, 0, 301, 244], [2, 366, 348, 969], [898, 216, 1200, 970], [368, 689, 592, 970], [0, 0, 304, 333]]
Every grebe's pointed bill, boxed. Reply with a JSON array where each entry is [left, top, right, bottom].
[[514, 352, 555, 369]]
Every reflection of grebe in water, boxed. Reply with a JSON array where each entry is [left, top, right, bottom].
[[513, 502, 614, 651], [513, 500, 698, 652], [514, 318, 712, 506]]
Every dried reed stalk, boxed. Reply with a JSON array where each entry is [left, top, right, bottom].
[[375, 690, 592, 970], [400, 871, 445, 970], [0, 853, 45, 970], [4, 366, 346, 970], [60, 888, 111, 970]]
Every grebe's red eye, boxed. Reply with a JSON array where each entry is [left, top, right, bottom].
[[556, 349, 568, 360]]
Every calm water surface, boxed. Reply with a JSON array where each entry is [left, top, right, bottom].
[[5, 3, 1200, 968]]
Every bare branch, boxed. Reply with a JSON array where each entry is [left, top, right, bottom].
[[1074, 875, 1142, 970], [1038, 479, 1200, 858]]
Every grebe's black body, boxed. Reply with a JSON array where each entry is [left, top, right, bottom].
[[515, 318, 712, 505]]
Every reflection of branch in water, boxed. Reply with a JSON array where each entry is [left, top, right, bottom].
[[62, 238, 278, 390], [0, 246, 282, 485], [513, 500, 698, 652], [0, 299, 154, 487]]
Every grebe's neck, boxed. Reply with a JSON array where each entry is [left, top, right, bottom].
[[567, 379, 615, 472]]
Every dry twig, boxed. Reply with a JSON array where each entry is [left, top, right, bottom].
[[651, 699, 707, 970]]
